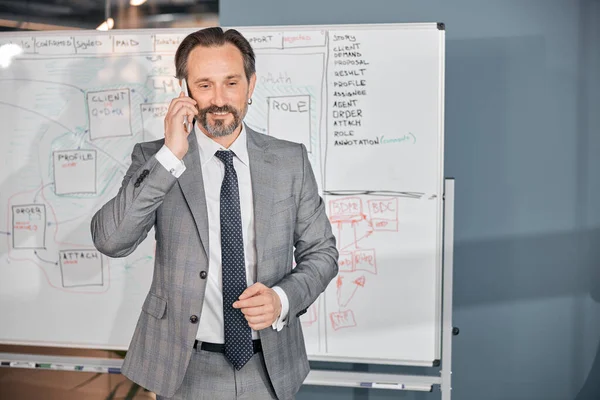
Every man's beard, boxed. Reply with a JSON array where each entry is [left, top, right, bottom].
[[198, 104, 244, 137]]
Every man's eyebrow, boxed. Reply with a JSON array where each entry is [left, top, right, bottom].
[[193, 74, 242, 84]]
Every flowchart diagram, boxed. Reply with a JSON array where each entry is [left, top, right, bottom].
[[0, 27, 441, 357]]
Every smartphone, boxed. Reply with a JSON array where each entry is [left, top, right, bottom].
[[180, 78, 193, 132]]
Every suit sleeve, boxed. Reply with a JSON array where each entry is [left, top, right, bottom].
[[91, 143, 178, 258], [275, 144, 339, 326]]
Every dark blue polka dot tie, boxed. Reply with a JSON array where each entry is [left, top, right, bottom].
[[215, 150, 253, 370]]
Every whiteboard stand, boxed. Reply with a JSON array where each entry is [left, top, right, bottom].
[[0, 178, 456, 398], [440, 177, 455, 399]]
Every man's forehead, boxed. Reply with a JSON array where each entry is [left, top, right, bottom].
[[187, 44, 245, 77]]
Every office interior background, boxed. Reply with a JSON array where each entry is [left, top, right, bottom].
[[0, 1, 599, 399]]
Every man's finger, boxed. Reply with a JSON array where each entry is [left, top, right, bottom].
[[240, 305, 271, 317], [174, 96, 197, 106], [169, 102, 198, 118], [248, 321, 269, 331], [167, 95, 197, 114], [238, 282, 266, 301], [234, 294, 268, 309], [244, 314, 266, 324]]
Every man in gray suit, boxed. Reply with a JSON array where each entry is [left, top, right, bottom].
[[91, 27, 338, 399]]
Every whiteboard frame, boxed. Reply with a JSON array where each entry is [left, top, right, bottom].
[[0, 21, 448, 368], [0, 22, 446, 38]]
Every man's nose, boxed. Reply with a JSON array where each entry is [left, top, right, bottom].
[[212, 86, 226, 107]]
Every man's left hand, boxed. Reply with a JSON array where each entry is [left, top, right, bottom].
[[233, 283, 282, 330]]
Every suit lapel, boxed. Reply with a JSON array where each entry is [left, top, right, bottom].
[[177, 130, 209, 258], [176, 126, 274, 269], [247, 127, 275, 273]]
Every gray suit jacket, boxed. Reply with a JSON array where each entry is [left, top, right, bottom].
[[90, 126, 338, 399]]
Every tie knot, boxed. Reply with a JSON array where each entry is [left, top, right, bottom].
[[215, 150, 234, 167]]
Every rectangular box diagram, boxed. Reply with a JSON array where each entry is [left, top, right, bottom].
[[329, 197, 363, 223], [354, 249, 377, 274], [367, 198, 399, 231], [113, 35, 153, 53], [242, 31, 283, 49], [338, 252, 354, 272], [34, 36, 75, 55], [59, 249, 103, 288], [53, 150, 96, 195], [268, 95, 312, 153], [74, 36, 112, 55], [12, 204, 46, 249], [330, 310, 357, 331], [283, 31, 326, 48], [140, 103, 169, 141], [87, 89, 132, 140], [154, 34, 185, 52]]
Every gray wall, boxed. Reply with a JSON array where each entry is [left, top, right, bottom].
[[220, 1, 600, 399]]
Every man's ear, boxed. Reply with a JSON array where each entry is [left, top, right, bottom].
[[247, 73, 257, 100]]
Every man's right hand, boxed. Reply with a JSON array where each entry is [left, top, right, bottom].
[[164, 91, 198, 160]]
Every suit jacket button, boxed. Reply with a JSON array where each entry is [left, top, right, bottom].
[[134, 182, 140, 188], [190, 315, 198, 324], [296, 309, 307, 317], [142, 169, 149, 175], [199, 271, 207, 279]]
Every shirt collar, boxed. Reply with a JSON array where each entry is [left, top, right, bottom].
[[195, 123, 249, 167]]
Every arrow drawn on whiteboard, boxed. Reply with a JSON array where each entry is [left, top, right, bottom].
[[34, 250, 58, 265], [47, 213, 86, 226], [124, 255, 153, 271], [0, 79, 85, 93], [77, 129, 89, 150], [354, 276, 366, 287], [339, 230, 373, 252], [336, 274, 366, 307], [0, 101, 79, 138], [84, 140, 128, 171], [33, 182, 54, 203]]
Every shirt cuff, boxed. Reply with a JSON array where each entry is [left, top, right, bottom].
[[155, 145, 186, 178], [271, 286, 289, 331]]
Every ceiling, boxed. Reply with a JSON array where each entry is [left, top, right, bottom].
[[0, 0, 219, 31]]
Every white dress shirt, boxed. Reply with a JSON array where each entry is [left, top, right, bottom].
[[154, 124, 289, 343]]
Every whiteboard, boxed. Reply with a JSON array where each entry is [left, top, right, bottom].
[[0, 23, 445, 366]]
